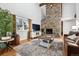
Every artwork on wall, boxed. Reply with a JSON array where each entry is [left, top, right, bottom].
[[16, 16, 28, 31]]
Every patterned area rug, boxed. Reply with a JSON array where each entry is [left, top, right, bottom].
[[14, 39, 64, 56]]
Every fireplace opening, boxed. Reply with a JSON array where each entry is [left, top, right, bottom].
[[46, 29, 53, 34]]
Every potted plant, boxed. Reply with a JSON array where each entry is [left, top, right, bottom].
[[0, 8, 13, 37]]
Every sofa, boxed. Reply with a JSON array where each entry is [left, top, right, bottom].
[[64, 34, 79, 56]]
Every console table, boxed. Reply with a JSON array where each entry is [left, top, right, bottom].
[[0, 37, 14, 50], [0, 37, 14, 55]]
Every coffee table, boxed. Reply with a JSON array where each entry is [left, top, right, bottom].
[[39, 38, 54, 49]]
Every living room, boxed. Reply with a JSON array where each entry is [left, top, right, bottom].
[[0, 3, 63, 56], [0, 3, 79, 56]]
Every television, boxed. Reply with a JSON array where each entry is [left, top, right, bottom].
[[32, 24, 40, 31]]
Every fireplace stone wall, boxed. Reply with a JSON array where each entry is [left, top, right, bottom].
[[41, 3, 62, 37]]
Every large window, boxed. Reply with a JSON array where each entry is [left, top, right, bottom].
[[16, 16, 28, 31]]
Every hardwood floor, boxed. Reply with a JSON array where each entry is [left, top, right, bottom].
[[0, 48, 16, 56], [0, 39, 31, 56]]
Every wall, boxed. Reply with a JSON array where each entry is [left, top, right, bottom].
[[62, 3, 76, 34], [63, 20, 76, 34], [76, 3, 79, 18], [0, 3, 42, 24], [62, 3, 76, 20], [76, 3, 79, 30], [40, 5, 46, 20]]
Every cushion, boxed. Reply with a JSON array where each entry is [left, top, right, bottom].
[[2, 37, 11, 40], [67, 42, 78, 47], [66, 39, 75, 43], [67, 34, 77, 41]]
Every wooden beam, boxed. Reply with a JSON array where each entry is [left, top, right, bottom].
[[13, 15, 16, 33], [28, 19, 32, 40], [39, 3, 47, 7]]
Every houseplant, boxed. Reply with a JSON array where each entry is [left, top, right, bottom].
[[0, 8, 13, 36]]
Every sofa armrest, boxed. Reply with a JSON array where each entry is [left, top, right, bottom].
[[67, 42, 79, 48], [66, 39, 75, 43]]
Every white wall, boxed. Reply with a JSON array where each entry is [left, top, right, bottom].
[[63, 3, 79, 34], [76, 3, 79, 18], [41, 5, 46, 20], [62, 3, 76, 34], [76, 19, 79, 27], [63, 20, 76, 34], [62, 3, 76, 20], [0, 3, 42, 24], [75, 4, 79, 31]]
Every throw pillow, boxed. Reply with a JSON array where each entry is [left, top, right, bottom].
[[66, 39, 75, 43], [67, 34, 77, 41]]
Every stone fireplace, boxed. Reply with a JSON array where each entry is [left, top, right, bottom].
[[41, 3, 62, 37]]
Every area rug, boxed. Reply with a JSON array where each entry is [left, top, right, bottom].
[[14, 39, 64, 56]]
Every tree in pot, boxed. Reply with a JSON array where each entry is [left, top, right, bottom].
[[0, 8, 13, 36]]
